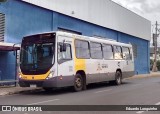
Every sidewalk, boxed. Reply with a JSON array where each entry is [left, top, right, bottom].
[[0, 86, 41, 96], [0, 72, 160, 96], [128, 72, 160, 79]]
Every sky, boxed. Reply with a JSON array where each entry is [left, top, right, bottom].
[[112, 0, 160, 24], [112, 0, 160, 45]]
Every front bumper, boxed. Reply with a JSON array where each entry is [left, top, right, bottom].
[[19, 75, 74, 88], [19, 77, 58, 88]]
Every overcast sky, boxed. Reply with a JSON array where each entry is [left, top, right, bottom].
[[112, 0, 160, 24], [112, 0, 160, 45]]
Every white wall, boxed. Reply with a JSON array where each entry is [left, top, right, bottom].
[[22, 0, 151, 41]]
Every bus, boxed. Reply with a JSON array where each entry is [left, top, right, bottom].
[[19, 31, 134, 91]]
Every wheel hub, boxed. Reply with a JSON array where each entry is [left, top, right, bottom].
[[76, 78, 82, 87]]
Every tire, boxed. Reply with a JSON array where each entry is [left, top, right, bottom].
[[73, 74, 83, 92], [109, 71, 122, 85], [114, 71, 122, 85]]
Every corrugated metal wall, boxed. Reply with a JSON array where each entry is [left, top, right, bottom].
[[0, 13, 5, 42], [22, 0, 151, 41], [0, 0, 53, 81]]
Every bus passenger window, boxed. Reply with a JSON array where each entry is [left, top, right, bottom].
[[114, 46, 123, 59], [90, 42, 103, 59], [122, 47, 132, 60], [58, 43, 72, 60], [75, 40, 90, 59], [102, 44, 114, 59]]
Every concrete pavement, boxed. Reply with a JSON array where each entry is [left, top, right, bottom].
[[0, 72, 160, 96], [129, 72, 160, 79], [0, 86, 41, 96]]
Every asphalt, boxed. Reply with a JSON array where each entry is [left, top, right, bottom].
[[0, 72, 159, 96], [0, 72, 160, 114]]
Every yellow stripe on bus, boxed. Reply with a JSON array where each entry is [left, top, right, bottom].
[[73, 36, 86, 73], [20, 71, 50, 80], [75, 58, 86, 72]]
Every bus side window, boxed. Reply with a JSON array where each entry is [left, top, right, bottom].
[[58, 43, 72, 61], [75, 40, 90, 59], [90, 42, 103, 59], [102, 44, 114, 60], [122, 47, 132, 60], [114, 46, 123, 59]]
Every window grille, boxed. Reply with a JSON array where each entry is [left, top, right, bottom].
[[0, 13, 5, 42]]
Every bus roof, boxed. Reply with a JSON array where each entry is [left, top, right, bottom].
[[56, 31, 132, 47], [24, 31, 132, 47]]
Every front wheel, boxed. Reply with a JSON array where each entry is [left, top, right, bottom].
[[73, 74, 83, 92]]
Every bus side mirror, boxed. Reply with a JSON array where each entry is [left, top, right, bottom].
[[13, 44, 17, 56], [60, 43, 66, 52]]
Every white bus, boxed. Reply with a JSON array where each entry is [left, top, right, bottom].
[[19, 31, 134, 91]]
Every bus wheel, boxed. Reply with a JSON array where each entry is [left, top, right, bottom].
[[74, 74, 83, 92], [115, 71, 122, 85]]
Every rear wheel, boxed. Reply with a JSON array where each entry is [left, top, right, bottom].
[[73, 74, 83, 92], [109, 71, 122, 85], [115, 71, 122, 85]]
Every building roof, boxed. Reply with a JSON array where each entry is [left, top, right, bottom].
[[22, 0, 151, 41], [0, 42, 20, 51]]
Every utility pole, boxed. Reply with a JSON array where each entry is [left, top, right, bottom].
[[152, 21, 158, 72]]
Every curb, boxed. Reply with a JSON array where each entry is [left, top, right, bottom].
[[126, 73, 160, 79], [0, 92, 9, 96], [0, 88, 42, 96]]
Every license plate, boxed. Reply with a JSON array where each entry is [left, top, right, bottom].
[[30, 84, 37, 87]]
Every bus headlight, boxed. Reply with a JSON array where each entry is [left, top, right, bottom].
[[46, 70, 55, 79], [48, 73, 53, 78], [19, 73, 22, 78]]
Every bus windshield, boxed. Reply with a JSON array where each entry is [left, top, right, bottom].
[[20, 33, 56, 75]]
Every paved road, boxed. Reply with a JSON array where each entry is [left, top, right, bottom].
[[1, 76, 160, 114]]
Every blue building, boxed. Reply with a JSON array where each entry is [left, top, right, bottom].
[[0, 0, 151, 81]]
